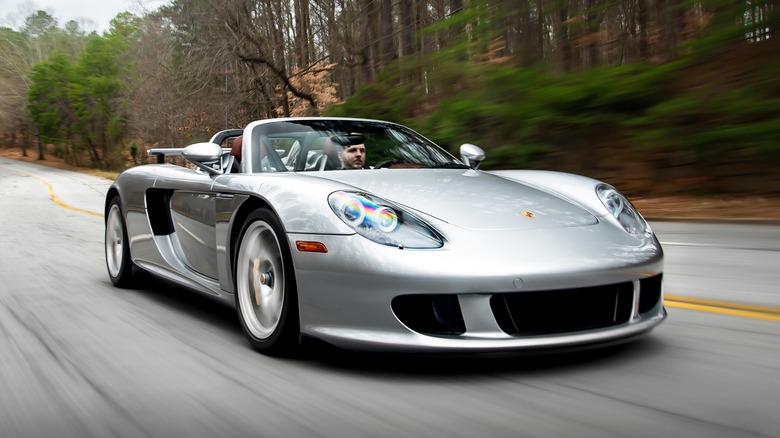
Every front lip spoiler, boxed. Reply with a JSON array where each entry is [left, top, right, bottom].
[[303, 308, 667, 354]]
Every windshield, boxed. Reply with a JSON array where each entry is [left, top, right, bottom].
[[244, 119, 463, 173]]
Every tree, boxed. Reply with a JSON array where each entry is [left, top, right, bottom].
[[27, 53, 74, 154], [10, 0, 780, 178], [68, 16, 137, 167], [26, 14, 136, 167], [1, 11, 70, 158], [0, 27, 31, 150], [22, 10, 59, 65]]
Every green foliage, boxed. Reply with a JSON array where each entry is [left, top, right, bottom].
[[332, 40, 780, 174], [0, 27, 26, 52], [629, 88, 780, 155], [129, 142, 138, 164], [400, 62, 674, 168], [324, 65, 423, 125], [26, 15, 139, 168], [23, 10, 58, 36], [27, 53, 74, 143], [320, 0, 780, 196]]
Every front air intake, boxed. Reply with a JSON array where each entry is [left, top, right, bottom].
[[638, 274, 663, 314], [491, 282, 635, 336], [392, 295, 466, 335]]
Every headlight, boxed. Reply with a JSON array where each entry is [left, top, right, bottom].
[[328, 191, 443, 248], [596, 184, 648, 235]]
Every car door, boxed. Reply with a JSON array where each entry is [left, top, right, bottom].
[[155, 167, 220, 280]]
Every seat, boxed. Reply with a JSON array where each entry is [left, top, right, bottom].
[[229, 135, 243, 173], [308, 137, 342, 170], [321, 148, 342, 170], [283, 140, 301, 169], [231, 135, 243, 161]]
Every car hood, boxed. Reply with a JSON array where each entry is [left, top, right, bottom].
[[315, 169, 598, 230]]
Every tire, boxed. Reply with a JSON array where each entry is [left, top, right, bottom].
[[105, 196, 135, 287], [235, 209, 299, 355]]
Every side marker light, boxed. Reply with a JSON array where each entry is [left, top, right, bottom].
[[296, 241, 328, 253]]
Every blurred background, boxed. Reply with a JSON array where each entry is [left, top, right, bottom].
[[1, 4, 779, 436], [1, 0, 779, 198]]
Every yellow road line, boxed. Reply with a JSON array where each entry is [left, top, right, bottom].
[[665, 295, 780, 322], [1, 164, 104, 218]]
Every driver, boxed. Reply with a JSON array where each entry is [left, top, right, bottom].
[[341, 139, 366, 169], [321, 134, 367, 170]]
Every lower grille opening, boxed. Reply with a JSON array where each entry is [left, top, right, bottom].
[[639, 274, 663, 314], [491, 282, 634, 336], [392, 295, 466, 335]]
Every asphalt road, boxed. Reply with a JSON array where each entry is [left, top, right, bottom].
[[1, 158, 778, 438]]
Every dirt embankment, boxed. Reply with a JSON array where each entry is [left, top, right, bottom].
[[3, 147, 779, 222], [630, 196, 780, 222], [0, 148, 120, 180]]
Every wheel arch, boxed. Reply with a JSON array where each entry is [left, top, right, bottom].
[[104, 187, 121, 220], [226, 196, 290, 293]]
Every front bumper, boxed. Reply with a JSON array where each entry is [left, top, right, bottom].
[[288, 221, 665, 352]]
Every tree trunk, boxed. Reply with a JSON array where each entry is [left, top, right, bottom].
[[379, 0, 395, 65], [35, 126, 44, 160], [399, 0, 415, 57], [519, 0, 540, 66], [557, 0, 572, 71], [638, 0, 649, 60], [21, 127, 28, 157], [363, 0, 379, 79], [294, 0, 310, 66]]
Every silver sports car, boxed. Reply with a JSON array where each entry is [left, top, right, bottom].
[[105, 117, 665, 355]]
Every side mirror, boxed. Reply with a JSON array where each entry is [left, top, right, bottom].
[[183, 142, 228, 175], [459, 143, 486, 170]]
